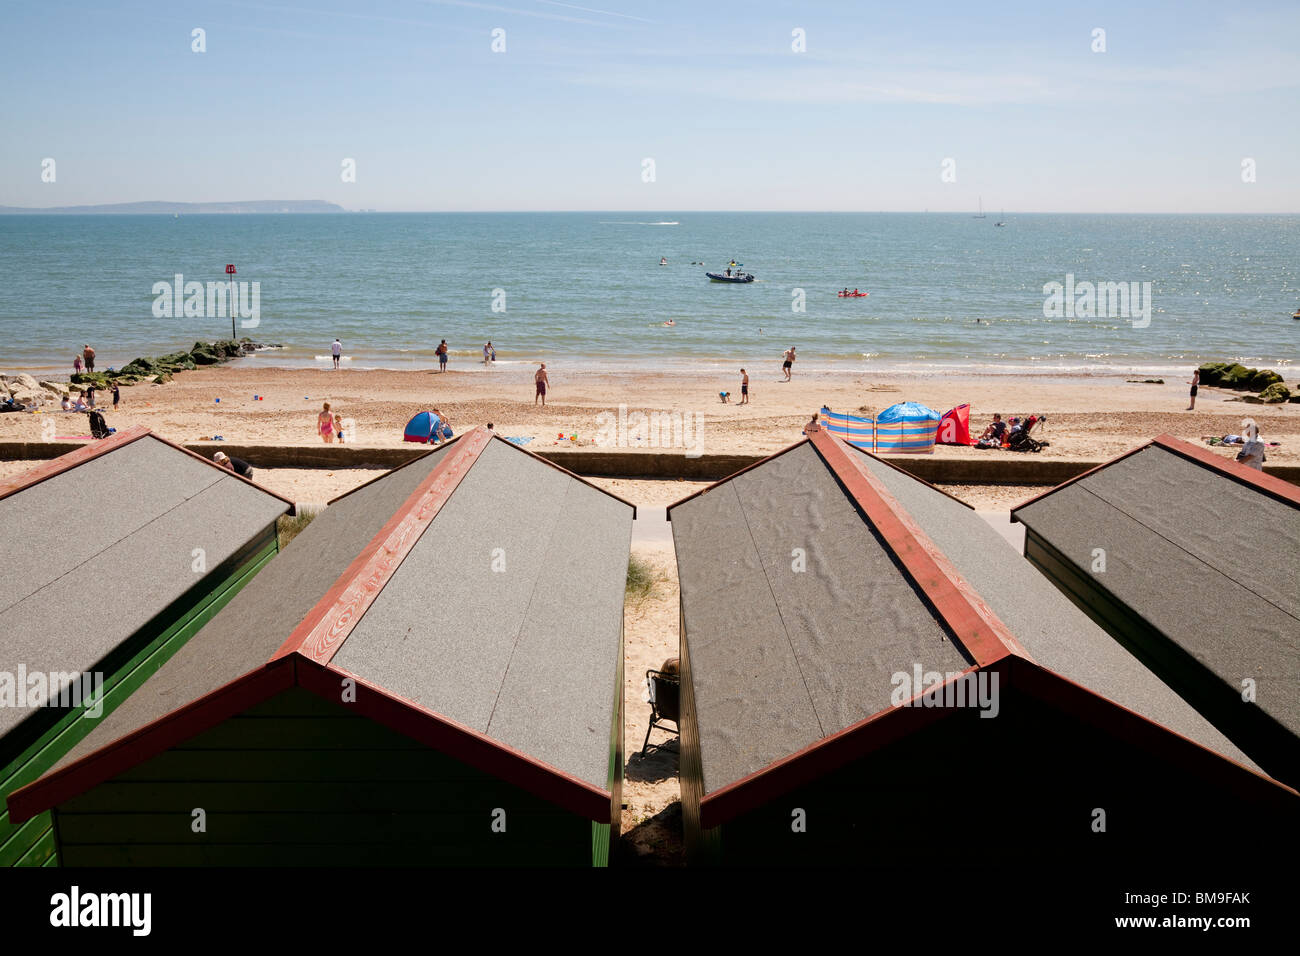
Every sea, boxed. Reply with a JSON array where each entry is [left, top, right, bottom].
[[1, 212, 1295, 378]]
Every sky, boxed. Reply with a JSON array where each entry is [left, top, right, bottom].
[[1, 0, 1297, 212]]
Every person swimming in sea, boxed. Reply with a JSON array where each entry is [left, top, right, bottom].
[[663, 319, 675, 326]]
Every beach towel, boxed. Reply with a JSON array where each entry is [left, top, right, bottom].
[[936, 404, 971, 445], [505, 436, 533, 445]]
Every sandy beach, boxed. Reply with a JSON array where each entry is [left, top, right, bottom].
[[3, 363, 1296, 488]]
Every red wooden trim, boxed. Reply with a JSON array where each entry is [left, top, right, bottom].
[[0, 425, 152, 502], [699, 664, 988, 829], [667, 439, 813, 517], [6, 659, 294, 823], [146, 431, 297, 515], [1012, 657, 1298, 805], [1151, 433, 1300, 506], [1010, 440, 1156, 518], [300, 660, 612, 821], [0, 425, 295, 515], [837, 434, 974, 510], [1012, 433, 1299, 521], [500, 435, 638, 519], [808, 425, 1030, 667], [273, 426, 493, 665]]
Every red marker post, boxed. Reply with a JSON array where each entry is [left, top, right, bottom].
[[225, 265, 237, 338]]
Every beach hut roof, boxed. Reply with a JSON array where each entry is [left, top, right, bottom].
[[8, 428, 634, 824], [1011, 433, 1300, 741], [0, 427, 293, 745], [667, 426, 1291, 829]]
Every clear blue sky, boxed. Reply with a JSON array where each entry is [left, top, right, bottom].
[[2, 0, 1297, 212]]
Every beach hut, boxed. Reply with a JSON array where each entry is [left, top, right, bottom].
[[0, 427, 293, 866], [7, 427, 633, 866], [667, 425, 1297, 865], [1012, 434, 1300, 788]]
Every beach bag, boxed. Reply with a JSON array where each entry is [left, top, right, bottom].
[[88, 410, 111, 440]]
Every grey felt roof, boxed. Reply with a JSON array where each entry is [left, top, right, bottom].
[[48, 438, 633, 792], [334, 439, 633, 789], [853, 446, 1260, 770], [670, 442, 971, 796], [1013, 444, 1300, 739], [51, 442, 455, 770], [0, 435, 290, 742]]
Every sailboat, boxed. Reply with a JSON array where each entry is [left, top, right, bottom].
[[995, 209, 1006, 227], [974, 197, 986, 219]]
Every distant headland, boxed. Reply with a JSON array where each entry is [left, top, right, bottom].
[[0, 200, 346, 215]]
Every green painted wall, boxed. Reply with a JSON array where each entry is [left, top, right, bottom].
[[54, 686, 606, 866], [1, 530, 279, 867]]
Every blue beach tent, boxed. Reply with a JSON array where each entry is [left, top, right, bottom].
[[402, 411, 452, 444], [875, 402, 940, 453]]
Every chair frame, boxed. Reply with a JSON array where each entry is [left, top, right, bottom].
[[642, 669, 681, 755]]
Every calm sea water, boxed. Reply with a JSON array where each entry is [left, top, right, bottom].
[[1, 213, 1295, 377]]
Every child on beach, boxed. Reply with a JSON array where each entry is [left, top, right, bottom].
[[719, 391, 730, 403], [782, 346, 796, 381], [740, 368, 749, 404], [112, 383, 120, 408], [334, 414, 345, 443], [73, 355, 82, 375], [318, 402, 335, 443], [1187, 369, 1199, 410]]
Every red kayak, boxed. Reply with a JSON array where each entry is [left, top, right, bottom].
[[837, 291, 869, 298]]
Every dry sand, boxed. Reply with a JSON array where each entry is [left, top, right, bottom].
[[3, 363, 1296, 468]]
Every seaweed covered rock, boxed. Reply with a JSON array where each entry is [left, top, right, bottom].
[[1248, 369, 1283, 391], [1259, 383, 1291, 404]]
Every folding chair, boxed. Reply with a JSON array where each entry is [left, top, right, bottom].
[[642, 668, 680, 755]]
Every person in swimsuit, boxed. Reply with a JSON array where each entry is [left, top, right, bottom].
[[740, 368, 749, 405], [318, 402, 334, 443], [535, 363, 549, 406], [1187, 369, 1199, 410], [83, 345, 95, 372], [334, 413, 345, 443], [782, 346, 796, 382], [331, 338, 342, 369], [437, 340, 448, 372]]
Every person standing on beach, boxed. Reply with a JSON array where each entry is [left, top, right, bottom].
[[535, 363, 549, 406], [73, 355, 82, 375], [83, 344, 95, 372], [483, 341, 492, 365], [112, 382, 120, 408], [782, 346, 796, 382], [437, 340, 448, 372], [318, 402, 335, 443], [740, 368, 750, 404], [1236, 419, 1266, 471], [1187, 369, 1199, 410], [334, 413, 345, 443], [332, 338, 342, 370]]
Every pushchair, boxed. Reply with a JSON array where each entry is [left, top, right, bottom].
[[1006, 414, 1048, 452]]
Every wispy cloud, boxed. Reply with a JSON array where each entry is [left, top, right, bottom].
[[535, 0, 655, 24], [415, 0, 628, 28]]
